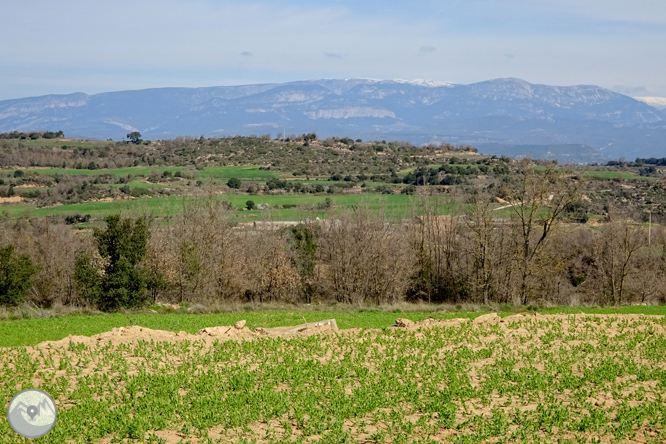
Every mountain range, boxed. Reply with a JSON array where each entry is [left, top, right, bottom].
[[2, 78, 666, 162]]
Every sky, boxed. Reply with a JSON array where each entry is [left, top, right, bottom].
[[1, 0, 666, 100]]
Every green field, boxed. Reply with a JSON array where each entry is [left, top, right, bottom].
[[197, 166, 280, 180], [1, 309, 665, 443], [0, 194, 461, 221]]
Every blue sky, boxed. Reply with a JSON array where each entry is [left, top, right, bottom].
[[1, 0, 666, 100]]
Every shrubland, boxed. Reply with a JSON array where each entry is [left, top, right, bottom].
[[1, 134, 666, 312], [1, 185, 664, 312], [2, 134, 666, 225]]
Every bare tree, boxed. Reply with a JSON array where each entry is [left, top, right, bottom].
[[318, 206, 413, 305], [410, 201, 467, 304], [596, 219, 646, 305], [505, 163, 582, 305], [237, 230, 300, 303], [163, 194, 235, 303], [464, 199, 498, 305], [632, 225, 666, 304]]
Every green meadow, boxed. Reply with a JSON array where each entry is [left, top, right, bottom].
[[0, 194, 462, 221]]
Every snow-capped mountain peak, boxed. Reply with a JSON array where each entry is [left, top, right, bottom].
[[634, 96, 666, 110], [393, 79, 456, 88]]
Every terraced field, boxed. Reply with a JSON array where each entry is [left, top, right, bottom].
[[2, 312, 666, 443]]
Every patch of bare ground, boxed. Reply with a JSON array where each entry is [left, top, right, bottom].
[[0, 196, 23, 203]]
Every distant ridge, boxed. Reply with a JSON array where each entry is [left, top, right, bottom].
[[1, 78, 665, 161]]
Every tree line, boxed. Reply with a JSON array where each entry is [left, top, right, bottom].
[[0, 130, 64, 140], [1, 168, 664, 311]]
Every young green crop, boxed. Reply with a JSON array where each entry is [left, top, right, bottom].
[[1, 314, 665, 443]]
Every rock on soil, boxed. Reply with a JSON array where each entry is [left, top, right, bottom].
[[500, 314, 526, 323], [394, 318, 415, 328], [472, 313, 500, 325], [256, 319, 338, 337]]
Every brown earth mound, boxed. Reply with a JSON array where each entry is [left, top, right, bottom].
[[393, 316, 471, 330], [393, 312, 666, 335], [0, 196, 23, 203], [33, 313, 665, 350], [37, 319, 340, 349]]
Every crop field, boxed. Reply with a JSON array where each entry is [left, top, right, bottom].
[[0, 194, 460, 221], [2, 311, 666, 443], [197, 167, 281, 180]]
